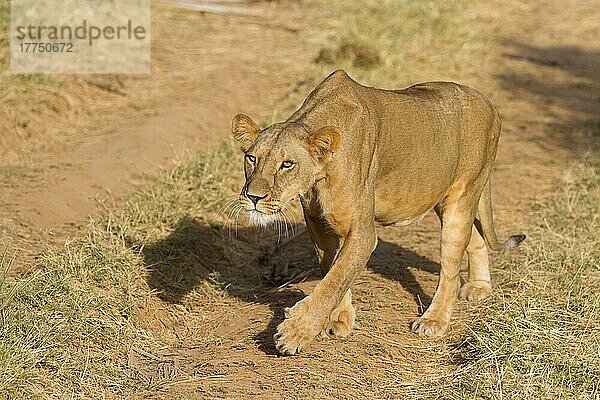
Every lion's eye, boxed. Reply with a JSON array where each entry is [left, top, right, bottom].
[[280, 160, 295, 170], [245, 154, 256, 164]]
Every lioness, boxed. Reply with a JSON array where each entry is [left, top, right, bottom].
[[231, 70, 525, 355]]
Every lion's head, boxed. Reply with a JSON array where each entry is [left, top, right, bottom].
[[231, 114, 341, 226]]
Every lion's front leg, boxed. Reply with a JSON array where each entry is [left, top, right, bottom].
[[274, 225, 376, 355], [274, 295, 328, 355], [300, 193, 354, 338], [274, 289, 356, 355], [301, 192, 341, 277]]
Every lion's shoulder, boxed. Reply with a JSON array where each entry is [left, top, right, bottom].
[[314, 69, 358, 98]]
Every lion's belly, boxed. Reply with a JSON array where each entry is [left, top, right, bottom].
[[373, 167, 454, 226], [375, 208, 430, 227]]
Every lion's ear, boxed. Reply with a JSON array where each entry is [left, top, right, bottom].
[[232, 114, 260, 151], [308, 126, 342, 161]]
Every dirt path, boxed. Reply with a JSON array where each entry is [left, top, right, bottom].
[[1, 0, 598, 397]]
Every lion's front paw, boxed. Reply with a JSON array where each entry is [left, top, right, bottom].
[[410, 316, 448, 337], [326, 290, 356, 338], [459, 281, 492, 301], [274, 298, 325, 355]]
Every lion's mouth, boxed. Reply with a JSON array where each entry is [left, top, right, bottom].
[[246, 209, 281, 227]]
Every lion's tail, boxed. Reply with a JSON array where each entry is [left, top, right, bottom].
[[475, 180, 526, 252]]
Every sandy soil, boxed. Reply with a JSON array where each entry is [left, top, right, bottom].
[[0, 0, 598, 397]]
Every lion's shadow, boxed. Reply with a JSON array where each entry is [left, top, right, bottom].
[[135, 216, 439, 355]]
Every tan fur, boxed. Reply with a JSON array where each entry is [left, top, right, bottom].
[[231, 70, 524, 355]]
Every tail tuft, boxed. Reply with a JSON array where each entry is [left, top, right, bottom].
[[477, 180, 527, 253], [505, 234, 526, 251]]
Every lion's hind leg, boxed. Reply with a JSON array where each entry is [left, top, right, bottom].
[[324, 289, 356, 338], [459, 225, 492, 301], [411, 192, 477, 336]]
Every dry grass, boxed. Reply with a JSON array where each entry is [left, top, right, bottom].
[[311, 0, 495, 87], [448, 161, 600, 399], [0, 142, 241, 398]]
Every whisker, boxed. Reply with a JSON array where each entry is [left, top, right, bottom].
[[220, 199, 243, 228], [225, 200, 241, 222], [281, 203, 297, 237], [217, 195, 240, 216], [233, 206, 245, 237], [223, 204, 239, 225], [276, 216, 281, 243], [226, 204, 243, 239], [280, 208, 291, 238]]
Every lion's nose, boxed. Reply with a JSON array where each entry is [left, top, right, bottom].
[[246, 192, 267, 205]]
